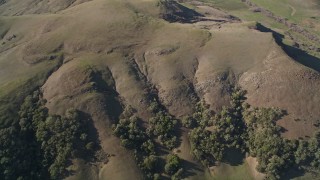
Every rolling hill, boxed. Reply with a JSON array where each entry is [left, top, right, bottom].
[[0, 0, 320, 179]]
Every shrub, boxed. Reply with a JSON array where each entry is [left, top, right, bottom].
[[148, 111, 178, 149], [165, 154, 181, 175], [181, 116, 196, 128], [142, 155, 158, 171]]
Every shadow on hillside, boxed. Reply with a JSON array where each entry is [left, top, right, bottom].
[[91, 70, 122, 121], [63, 111, 104, 178], [159, 0, 204, 23], [79, 111, 102, 157], [256, 23, 320, 73]]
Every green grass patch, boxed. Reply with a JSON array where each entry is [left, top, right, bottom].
[[0, 58, 62, 127], [200, 0, 247, 11], [213, 162, 254, 180]]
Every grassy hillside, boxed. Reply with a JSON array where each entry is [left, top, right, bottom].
[[0, 0, 320, 179]]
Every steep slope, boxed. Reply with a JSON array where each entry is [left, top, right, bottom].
[[42, 56, 143, 180]]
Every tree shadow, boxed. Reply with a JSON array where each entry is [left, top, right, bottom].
[[180, 158, 204, 178], [77, 111, 102, 158], [279, 126, 288, 133], [281, 166, 306, 180], [256, 23, 320, 73], [221, 148, 245, 166]]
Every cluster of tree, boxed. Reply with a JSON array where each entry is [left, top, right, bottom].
[[243, 107, 295, 179], [0, 91, 45, 180], [147, 100, 178, 150], [113, 114, 151, 151], [112, 106, 160, 179], [113, 105, 185, 180], [0, 125, 43, 180], [189, 127, 224, 165], [0, 90, 94, 180], [294, 131, 320, 174], [34, 110, 93, 178], [182, 100, 212, 129], [187, 89, 247, 166], [186, 87, 320, 179], [165, 154, 183, 180], [244, 107, 320, 179]]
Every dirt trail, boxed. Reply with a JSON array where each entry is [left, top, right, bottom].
[[246, 157, 265, 180], [289, 5, 296, 16]]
